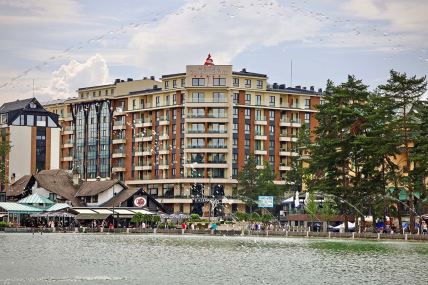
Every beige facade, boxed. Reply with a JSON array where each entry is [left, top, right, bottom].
[[44, 63, 322, 216]]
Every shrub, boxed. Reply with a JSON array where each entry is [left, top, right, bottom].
[[0, 221, 11, 228]]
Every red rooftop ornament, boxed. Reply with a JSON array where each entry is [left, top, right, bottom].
[[204, 53, 214, 65]]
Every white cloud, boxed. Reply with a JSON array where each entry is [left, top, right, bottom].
[[40, 54, 110, 100], [129, 0, 323, 74], [342, 0, 428, 32]]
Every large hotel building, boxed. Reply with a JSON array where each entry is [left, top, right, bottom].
[[44, 61, 322, 215]]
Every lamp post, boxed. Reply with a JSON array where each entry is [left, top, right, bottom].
[[112, 191, 117, 228]]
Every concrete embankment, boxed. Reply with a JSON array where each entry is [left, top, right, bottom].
[[3, 227, 428, 242]]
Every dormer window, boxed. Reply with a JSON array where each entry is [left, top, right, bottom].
[[29, 102, 37, 109]]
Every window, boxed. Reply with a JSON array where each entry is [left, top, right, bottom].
[[255, 125, 263, 136], [132, 99, 136, 109], [213, 77, 226, 86], [192, 92, 204, 103], [269, 155, 274, 164], [245, 94, 251, 105], [191, 108, 204, 117], [270, 125, 274, 133], [255, 109, 262, 120], [105, 90, 108, 96], [181, 78, 185, 87], [245, 79, 251, 88], [36, 115, 46, 127], [245, 124, 250, 134], [256, 95, 262, 106], [255, 140, 262, 150], [27, 115, 34, 126], [305, 99, 310, 109], [269, 110, 275, 120], [156, 96, 160, 107], [233, 108, 238, 118], [173, 110, 177, 120], [245, 109, 250, 119], [233, 123, 238, 133], [173, 94, 176, 105], [165, 95, 170, 106], [173, 80, 177, 88], [233, 93, 239, 104], [232, 168, 238, 178], [213, 92, 225, 103], [270, 96, 275, 107], [269, 140, 274, 149], [165, 81, 169, 89], [192, 78, 205, 86], [233, 78, 239, 87], [245, 139, 250, 147], [257, 80, 263, 89], [305, 113, 310, 124], [232, 153, 238, 163], [320, 99, 325, 105], [233, 139, 237, 147]]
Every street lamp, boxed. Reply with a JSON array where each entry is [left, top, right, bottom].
[[112, 191, 117, 228]]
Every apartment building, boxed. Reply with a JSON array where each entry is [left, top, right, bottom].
[[44, 60, 322, 216]]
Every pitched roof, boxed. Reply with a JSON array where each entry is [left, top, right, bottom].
[[6, 175, 32, 197], [34, 171, 82, 206], [100, 188, 139, 207], [76, 180, 126, 197], [18, 193, 54, 205], [0, 202, 42, 214], [0, 98, 34, 114]]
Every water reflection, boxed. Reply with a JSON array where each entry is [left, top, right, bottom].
[[0, 234, 427, 285]]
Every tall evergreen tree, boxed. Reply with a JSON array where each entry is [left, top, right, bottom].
[[378, 70, 427, 232], [236, 154, 259, 211]]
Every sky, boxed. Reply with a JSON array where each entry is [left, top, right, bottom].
[[0, 0, 427, 105]]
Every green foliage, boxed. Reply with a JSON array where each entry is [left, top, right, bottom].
[[249, 212, 260, 222], [152, 215, 161, 224], [0, 140, 11, 189], [189, 214, 201, 222], [0, 221, 11, 228], [260, 213, 273, 223], [235, 212, 249, 221], [304, 192, 319, 222], [237, 154, 259, 209], [319, 196, 338, 223], [131, 212, 144, 224]]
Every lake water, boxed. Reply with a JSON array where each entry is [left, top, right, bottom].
[[1, 233, 427, 284]]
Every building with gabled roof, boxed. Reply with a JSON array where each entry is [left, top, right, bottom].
[[0, 97, 61, 202]]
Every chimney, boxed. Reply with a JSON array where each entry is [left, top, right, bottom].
[[114, 79, 120, 84], [72, 171, 80, 186], [273, 83, 278, 89], [143, 77, 148, 80], [241, 68, 247, 73], [310, 86, 314, 92], [318, 88, 323, 93], [150, 76, 155, 80], [279, 84, 286, 89], [295, 85, 301, 89], [127, 78, 133, 82], [303, 86, 307, 90]]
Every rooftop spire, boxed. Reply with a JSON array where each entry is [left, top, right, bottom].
[[204, 53, 214, 65]]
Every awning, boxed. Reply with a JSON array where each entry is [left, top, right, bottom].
[[74, 208, 111, 220], [0, 202, 42, 214], [94, 209, 114, 215], [46, 203, 70, 212]]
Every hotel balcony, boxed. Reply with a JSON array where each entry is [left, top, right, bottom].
[[112, 152, 126, 158], [279, 165, 292, 171], [255, 116, 267, 125], [159, 133, 169, 140], [185, 145, 228, 153], [142, 136, 153, 142], [62, 126, 74, 135], [135, 150, 144, 156], [280, 118, 302, 127], [61, 115, 73, 122], [112, 137, 126, 144], [62, 140, 74, 148], [279, 150, 299, 157], [142, 150, 152, 156], [254, 149, 267, 155], [134, 118, 152, 128], [113, 122, 126, 130], [135, 163, 151, 171], [61, 156, 73, 162], [158, 148, 170, 155], [186, 115, 228, 123], [158, 164, 169, 170], [112, 166, 125, 172], [113, 107, 125, 116], [186, 99, 228, 108], [254, 133, 267, 140], [158, 115, 170, 125], [184, 160, 228, 168], [186, 130, 228, 138], [279, 134, 298, 142]]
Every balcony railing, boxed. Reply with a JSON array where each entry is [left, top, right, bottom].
[[188, 99, 227, 103], [255, 116, 266, 121]]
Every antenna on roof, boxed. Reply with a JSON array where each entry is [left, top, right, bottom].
[[290, 60, 293, 87], [32, 79, 35, 97]]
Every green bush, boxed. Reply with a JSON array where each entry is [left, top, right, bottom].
[[235, 212, 249, 221], [189, 214, 201, 222], [0, 221, 11, 228]]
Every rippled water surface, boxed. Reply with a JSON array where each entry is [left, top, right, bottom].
[[1, 233, 427, 284]]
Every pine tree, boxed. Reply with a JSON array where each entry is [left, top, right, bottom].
[[236, 154, 259, 212], [378, 70, 427, 232]]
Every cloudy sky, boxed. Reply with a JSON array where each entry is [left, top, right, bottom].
[[0, 0, 427, 104]]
